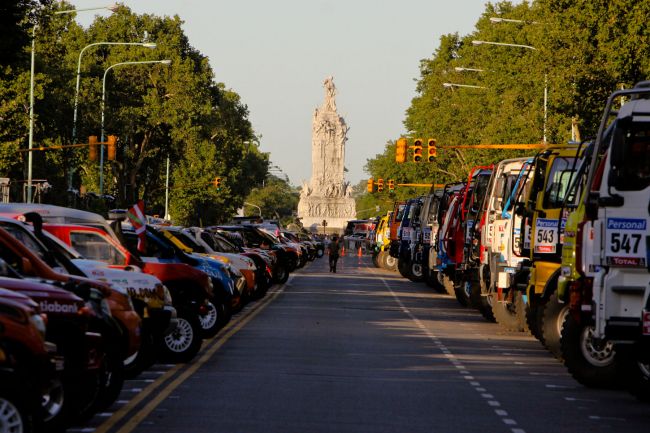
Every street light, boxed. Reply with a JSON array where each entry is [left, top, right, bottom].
[[443, 82, 487, 89], [489, 17, 542, 25], [27, 3, 118, 202], [471, 40, 547, 143], [100, 59, 172, 194], [454, 67, 484, 73], [72, 41, 157, 143], [244, 202, 262, 217]]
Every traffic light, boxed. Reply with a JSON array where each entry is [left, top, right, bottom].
[[106, 135, 117, 161], [413, 138, 423, 162], [213, 177, 222, 190], [89, 135, 98, 161], [395, 137, 407, 163], [367, 178, 374, 193], [427, 138, 437, 162], [388, 179, 395, 192], [377, 178, 384, 192]]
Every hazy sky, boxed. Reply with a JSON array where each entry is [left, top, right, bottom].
[[67, 0, 493, 186]]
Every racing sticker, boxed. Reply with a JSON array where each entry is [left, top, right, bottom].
[[423, 228, 431, 242], [605, 218, 648, 267], [534, 218, 561, 254]]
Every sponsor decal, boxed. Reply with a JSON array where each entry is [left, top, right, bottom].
[[39, 301, 78, 314], [605, 217, 649, 267]]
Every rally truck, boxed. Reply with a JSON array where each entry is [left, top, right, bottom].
[[468, 157, 530, 322], [561, 82, 650, 397]]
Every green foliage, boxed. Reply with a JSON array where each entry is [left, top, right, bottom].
[[0, 2, 268, 223], [245, 175, 299, 223], [361, 0, 650, 206]]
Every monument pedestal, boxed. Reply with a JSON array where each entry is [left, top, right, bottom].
[[298, 195, 356, 232]]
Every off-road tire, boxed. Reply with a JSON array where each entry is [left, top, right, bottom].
[[408, 262, 425, 282], [383, 253, 398, 271], [454, 280, 472, 307], [541, 292, 569, 360], [426, 270, 446, 293], [560, 314, 620, 388], [493, 291, 528, 332], [440, 274, 456, 297], [397, 259, 410, 279]]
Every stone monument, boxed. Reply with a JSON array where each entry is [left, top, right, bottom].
[[297, 76, 356, 231]]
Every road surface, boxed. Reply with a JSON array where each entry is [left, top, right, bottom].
[[77, 255, 650, 433]]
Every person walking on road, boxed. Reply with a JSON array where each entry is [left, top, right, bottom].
[[328, 235, 341, 273]]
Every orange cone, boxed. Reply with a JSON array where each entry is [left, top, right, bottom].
[[357, 246, 363, 257], [341, 246, 346, 256]]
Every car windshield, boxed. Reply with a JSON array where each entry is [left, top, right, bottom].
[[172, 230, 206, 253], [543, 157, 577, 208]]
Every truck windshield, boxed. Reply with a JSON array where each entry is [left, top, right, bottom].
[[610, 121, 650, 191], [543, 157, 576, 208]]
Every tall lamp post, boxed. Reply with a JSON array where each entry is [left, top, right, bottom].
[[27, 3, 118, 203], [100, 59, 172, 194], [72, 41, 157, 144], [471, 39, 547, 143], [70, 41, 157, 191]]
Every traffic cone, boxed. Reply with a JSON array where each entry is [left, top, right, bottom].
[[357, 246, 363, 257], [341, 246, 345, 256]]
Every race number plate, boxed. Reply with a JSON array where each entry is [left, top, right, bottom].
[[423, 228, 431, 242], [534, 218, 559, 254], [605, 218, 648, 267]]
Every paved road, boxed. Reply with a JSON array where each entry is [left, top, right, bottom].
[[85, 255, 650, 433]]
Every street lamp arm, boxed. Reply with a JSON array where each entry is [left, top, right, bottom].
[[100, 59, 171, 194], [472, 40, 537, 51], [243, 202, 262, 217], [443, 82, 487, 89]]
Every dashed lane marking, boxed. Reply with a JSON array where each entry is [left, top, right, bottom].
[[373, 267, 527, 433]]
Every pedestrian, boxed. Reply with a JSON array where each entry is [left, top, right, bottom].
[[328, 234, 341, 273]]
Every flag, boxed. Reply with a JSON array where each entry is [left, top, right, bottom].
[[127, 200, 146, 253]]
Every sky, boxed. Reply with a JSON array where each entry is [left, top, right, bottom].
[[67, 0, 493, 186]]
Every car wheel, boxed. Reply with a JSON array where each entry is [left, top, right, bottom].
[[198, 301, 222, 338], [160, 312, 203, 363], [0, 391, 33, 433], [273, 264, 289, 284]]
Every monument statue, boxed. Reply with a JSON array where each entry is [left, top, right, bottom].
[[298, 77, 356, 231]]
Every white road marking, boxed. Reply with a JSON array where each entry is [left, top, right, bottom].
[[376, 270, 526, 433]]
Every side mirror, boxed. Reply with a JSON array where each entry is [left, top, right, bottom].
[[21, 257, 35, 276]]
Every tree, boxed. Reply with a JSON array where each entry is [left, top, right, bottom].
[[245, 175, 299, 224]]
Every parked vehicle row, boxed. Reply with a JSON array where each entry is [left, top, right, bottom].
[[370, 82, 650, 401], [0, 204, 321, 432]]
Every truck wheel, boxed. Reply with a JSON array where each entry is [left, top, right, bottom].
[[397, 259, 410, 279], [408, 262, 424, 282], [526, 301, 544, 342], [560, 314, 621, 388], [426, 270, 446, 293], [471, 286, 495, 322], [454, 280, 471, 307], [383, 254, 398, 271], [440, 274, 455, 296], [541, 292, 568, 360], [159, 312, 203, 363], [372, 253, 380, 268], [625, 360, 650, 401], [493, 291, 528, 332]]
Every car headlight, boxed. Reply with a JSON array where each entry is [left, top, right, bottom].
[[162, 285, 173, 305], [30, 313, 47, 339], [100, 298, 112, 318]]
